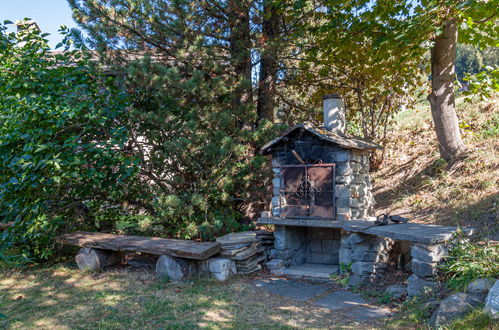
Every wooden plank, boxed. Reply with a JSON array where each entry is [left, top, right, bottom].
[[57, 231, 220, 260]]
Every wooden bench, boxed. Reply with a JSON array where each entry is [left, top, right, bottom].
[[58, 231, 221, 280]]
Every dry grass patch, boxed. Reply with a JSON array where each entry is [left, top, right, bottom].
[[0, 265, 389, 329], [373, 96, 498, 238]]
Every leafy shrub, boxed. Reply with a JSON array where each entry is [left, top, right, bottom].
[[0, 23, 139, 260], [440, 234, 499, 292]]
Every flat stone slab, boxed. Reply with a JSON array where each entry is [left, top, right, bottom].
[[216, 231, 257, 245], [253, 278, 329, 302], [343, 221, 474, 244], [313, 289, 366, 310], [348, 305, 392, 322], [281, 263, 339, 279], [58, 231, 220, 260], [258, 217, 343, 229], [258, 218, 473, 244]]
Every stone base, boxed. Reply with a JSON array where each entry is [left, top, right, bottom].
[[75, 248, 122, 271], [277, 263, 339, 279]]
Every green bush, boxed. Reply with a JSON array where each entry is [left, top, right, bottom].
[[440, 234, 499, 292], [0, 23, 139, 260]]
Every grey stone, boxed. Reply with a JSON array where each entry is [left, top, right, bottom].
[[348, 306, 392, 322], [485, 280, 499, 319], [407, 274, 438, 297], [336, 197, 350, 209], [266, 258, 285, 270], [253, 278, 329, 301], [411, 244, 448, 262], [344, 233, 367, 246], [272, 177, 280, 188], [272, 167, 281, 174], [339, 247, 352, 267], [351, 209, 360, 219], [231, 246, 264, 261], [430, 293, 481, 327], [311, 239, 322, 253], [348, 274, 370, 287], [313, 289, 366, 310], [352, 250, 379, 262], [335, 184, 350, 198], [335, 175, 353, 184], [336, 212, 351, 221], [353, 222, 475, 244], [156, 255, 196, 282], [281, 263, 339, 279], [385, 284, 407, 300], [273, 226, 285, 250], [351, 153, 362, 163], [336, 162, 353, 176], [271, 196, 280, 208], [350, 198, 360, 208], [75, 248, 122, 271], [352, 262, 375, 275], [411, 259, 437, 278], [332, 151, 349, 162], [467, 278, 496, 295], [207, 258, 236, 274]]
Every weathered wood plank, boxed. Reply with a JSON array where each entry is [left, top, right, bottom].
[[58, 231, 220, 260]]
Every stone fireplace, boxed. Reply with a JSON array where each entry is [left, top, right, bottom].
[[258, 94, 382, 276], [258, 95, 473, 289]]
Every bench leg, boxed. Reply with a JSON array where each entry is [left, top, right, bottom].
[[76, 248, 122, 271], [156, 255, 197, 282]]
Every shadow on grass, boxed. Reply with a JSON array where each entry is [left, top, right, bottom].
[[0, 265, 368, 329]]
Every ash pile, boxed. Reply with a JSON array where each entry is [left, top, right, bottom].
[[216, 230, 273, 274]]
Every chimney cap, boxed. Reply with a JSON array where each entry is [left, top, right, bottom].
[[322, 94, 342, 100]]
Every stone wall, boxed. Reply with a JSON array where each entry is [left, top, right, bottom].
[[270, 131, 374, 220]]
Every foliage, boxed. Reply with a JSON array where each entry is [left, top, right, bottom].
[[440, 235, 499, 292], [0, 22, 139, 260], [68, 0, 279, 240], [386, 296, 435, 328], [463, 66, 499, 101], [448, 308, 495, 329]]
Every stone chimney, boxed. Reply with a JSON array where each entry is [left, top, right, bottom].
[[323, 94, 345, 135]]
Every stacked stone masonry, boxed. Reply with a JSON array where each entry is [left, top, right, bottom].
[[269, 131, 375, 220]]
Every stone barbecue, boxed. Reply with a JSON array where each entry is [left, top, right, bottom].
[[258, 95, 473, 289]]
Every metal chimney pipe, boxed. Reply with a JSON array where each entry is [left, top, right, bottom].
[[323, 94, 345, 134]]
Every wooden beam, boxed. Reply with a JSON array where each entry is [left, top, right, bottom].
[[57, 231, 220, 260]]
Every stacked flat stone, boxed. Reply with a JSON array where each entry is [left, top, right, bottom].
[[339, 232, 394, 286], [255, 229, 275, 259], [407, 243, 448, 296], [216, 231, 266, 275]]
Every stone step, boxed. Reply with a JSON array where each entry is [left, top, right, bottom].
[[279, 263, 339, 279]]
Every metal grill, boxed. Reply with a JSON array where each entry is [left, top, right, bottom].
[[279, 163, 335, 219]]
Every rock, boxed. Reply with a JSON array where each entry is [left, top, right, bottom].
[[484, 280, 499, 319], [352, 261, 375, 275], [407, 274, 438, 297], [411, 244, 448, 262], [411, 259, 437, 278], [430, 293, 481, 327], [75, 248, 122, 271], [204, 258, 236, 281], [156, 255, 196, 282], [467, 278, 496, 295], [266, 259, 285, 270], [385, 284, 407, 300]]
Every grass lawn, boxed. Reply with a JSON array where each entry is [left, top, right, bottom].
[[0, 265, 384, 329]]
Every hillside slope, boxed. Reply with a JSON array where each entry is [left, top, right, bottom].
[[373, 96, 498, 239]]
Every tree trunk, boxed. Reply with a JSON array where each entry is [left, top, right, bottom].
[[228, 0, 253, 109], [428, 19, 466, 162], [257, 0, 279, 125]]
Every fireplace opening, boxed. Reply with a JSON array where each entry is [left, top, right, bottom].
[[279, 164, 336, 219]]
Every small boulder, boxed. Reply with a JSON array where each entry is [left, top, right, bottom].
[[484, 280, 499, 319], [407, 274, 438, 297], [467, 278, 496, 295], [385, 284, 407, 300], [429, 292, 481, 327], [156, 255, 196, 282]]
